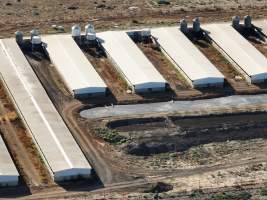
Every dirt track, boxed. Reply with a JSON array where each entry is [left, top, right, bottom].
[[1, 1, 267, 199], [19, 157, 267, 199], [21, 23, 267, 199]]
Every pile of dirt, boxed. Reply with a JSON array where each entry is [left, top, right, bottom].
[[109, 113, 267, 156]]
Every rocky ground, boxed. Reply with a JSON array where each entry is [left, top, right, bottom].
[[1, 0, 267, 38], [1, 1, 267, 199]]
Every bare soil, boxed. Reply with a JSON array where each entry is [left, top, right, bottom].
[[1, 0, 267, 39], [18, 26, 267, 199], [1, 1, 267, 199]]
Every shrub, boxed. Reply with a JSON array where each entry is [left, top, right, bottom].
[[206, 191, 252, 200], [94, 128, 128, 145], [261, 188, 267, 196]]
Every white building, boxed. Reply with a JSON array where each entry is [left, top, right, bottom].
[[97, 31, 167, 93], [151, 27, 225, 88], [204, 23, 267, 84], [0, 136, 19, 187], [42, 35, 107, 98], [0, 39, 92, 182]]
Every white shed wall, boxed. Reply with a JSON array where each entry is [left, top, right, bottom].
[[0, 39, 91, 181], [97, 31, 167, 92], [42, 35, 107, 97], [204, 23, 267, 83], [0, 136, 19, 187], [151, 27, 224, 88]]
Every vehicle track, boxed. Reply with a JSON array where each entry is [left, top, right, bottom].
[[21, 28, 267, 199], [62, 102, 137, 185], [20, 155, 267, 200]]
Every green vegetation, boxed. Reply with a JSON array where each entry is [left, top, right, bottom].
[[94, 128, 128, 145], [261, 188, 267, 196], [205, 191, 252, 200]]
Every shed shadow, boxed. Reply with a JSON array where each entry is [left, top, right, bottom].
[[56, 170, 104, 192]]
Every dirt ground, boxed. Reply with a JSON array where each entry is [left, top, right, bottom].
[[81, 112, 267, 200], [17, 38, 267, 200], [13, 18, 267, 200], [1, 0, 267, 39], [95, 112, 267, 168], [1, 1, 267, 199]]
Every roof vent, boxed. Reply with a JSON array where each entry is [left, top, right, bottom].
[[244, 15, 252, 28], [72, 24, 81, 37], [180, 19, 188, 33], [193, 17, 201, 32], [85, 23, 95, 35], [31, 35, 42, 45], [30, 29, 39, 39], [15, 31, 23, 45], [232, 16, 240, 29], [141, 29, 151, 37], [86, 32, 96, 41]]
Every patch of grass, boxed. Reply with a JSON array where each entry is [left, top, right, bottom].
[[206, 191, 252, 200], [261, 188, 267, 196], [94, 128, 128, 145]]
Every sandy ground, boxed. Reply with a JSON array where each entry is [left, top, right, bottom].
[[1, 1, 267, 199], [0, 0, 267, 38]]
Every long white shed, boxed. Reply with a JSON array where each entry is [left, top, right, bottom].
[[0, 135, 19, 187], [0, 39, 92, 182], [151, 27, 225, 88], [42, 35, 107, 98], [204, 23, 267, 83], [97, 31, 167, 93]]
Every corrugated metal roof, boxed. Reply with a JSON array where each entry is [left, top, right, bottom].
[[0, 136, 19, 177], [151, 27, 224, 83], [97, 31, 167, 88], [203, 23, 267, 77], [0, 39, 91, 178], [42, 35, 107, 95]]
